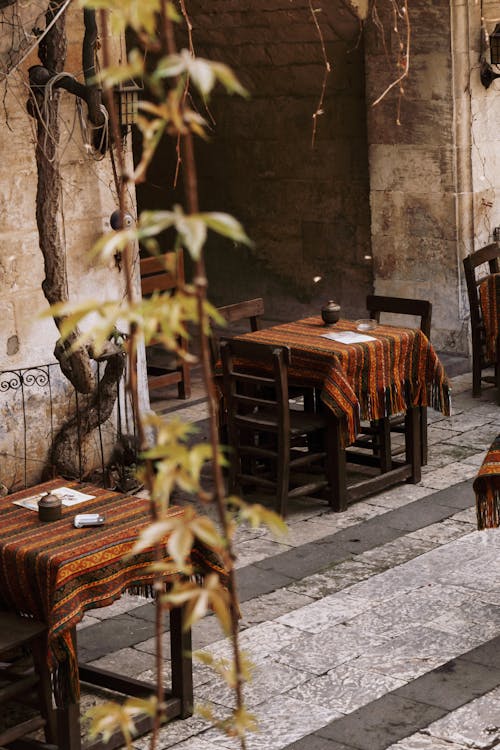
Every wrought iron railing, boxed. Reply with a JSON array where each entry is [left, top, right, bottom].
[[0, 361, 136, 491]]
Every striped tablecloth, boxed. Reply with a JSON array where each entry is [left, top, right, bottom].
[[474, 435, 500, 529], [0, 479, 226, 705], [236, 317, 451, 445], [479, 273, 500, 362]]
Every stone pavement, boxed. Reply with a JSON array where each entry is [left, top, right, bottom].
[[76, 370, 500, 750]]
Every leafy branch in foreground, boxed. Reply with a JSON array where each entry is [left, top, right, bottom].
[[49, 2, 285, 748]]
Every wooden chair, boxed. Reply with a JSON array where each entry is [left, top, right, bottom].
[[210, 298, 265, 441], [0, 612, 57, 749], [220, 338, 333, 517], [209, 297, 264, 367], [365, 294, 432, 466], [463, 242, 500, 399], [367, 294, 432, 338], [140, 251, 191, 399]]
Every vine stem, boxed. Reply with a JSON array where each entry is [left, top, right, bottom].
[[161, 5, 247, 747], [309, 0, 331, 148], [99, 12, 163, 749], [371, 0, 410, 119]]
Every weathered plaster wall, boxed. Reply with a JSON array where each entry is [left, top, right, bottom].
[[0, 8, 142, 490], [469, 0, 500, 244], [156, 0, 373, 322], [366, 0, 500, 355]]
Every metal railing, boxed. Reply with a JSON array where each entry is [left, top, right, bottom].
[[0, 361, 136, 491]]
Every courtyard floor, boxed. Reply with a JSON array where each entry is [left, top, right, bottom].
[[76, 369, 500, 750]]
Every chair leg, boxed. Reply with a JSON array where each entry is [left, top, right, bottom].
[[420, 406, 428, 465], [276, 430, 290, 518], [303, 388, 315, 412], [472, 349, 482, 397], [496, 338, 500, 406], [177, 360, 191, 400], [31, 634, 57, 745]]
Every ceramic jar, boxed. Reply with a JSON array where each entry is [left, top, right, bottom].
[[321, 300, 341, 325], [38, 492, 62, 522]]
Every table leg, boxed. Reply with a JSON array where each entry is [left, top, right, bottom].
[[405, 406, 422, 484], [170, 605, 193, 718], [327, 414, 348, 512], [56, 627, 82, 750], [55, 604, 193, 750], [57, 701, 82, 750]]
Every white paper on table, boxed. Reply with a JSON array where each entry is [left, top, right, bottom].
[[321, 331, 377, 344], [13, 486, 95, 511]]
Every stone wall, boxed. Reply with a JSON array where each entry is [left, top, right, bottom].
[[365, 0, 500, 355], [0, 7, 142, 490], [469, 0, 500, 245], [142, 0, 372, 323]]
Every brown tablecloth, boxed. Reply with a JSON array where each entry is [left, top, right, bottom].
[[479, 273, 500, 363], [474, 435, 500, 529], [0, 479, 226, 705], [236, 317, 451, 444]]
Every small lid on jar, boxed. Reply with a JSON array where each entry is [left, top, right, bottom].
[[38, 492, 62, 509], [322, 300, 340, 312]]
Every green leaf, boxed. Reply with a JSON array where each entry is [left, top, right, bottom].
[[85, 696, 156, 746], [167, 526, 194, 566], [200, 212, 252, 245], [173, 208, 207, 260], [166, 1, 181, 22], [129, 520, 174, 555], [138, 210, 177, 239], [211, 61, 249, 97], [154, 53, 186, 80], [90, 229, 137, 262], [189, 57, 216, 97], [97, 59, 144, 90]]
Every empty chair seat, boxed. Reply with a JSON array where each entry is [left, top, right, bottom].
[[220, 338, 333, 517], [0, 612, 57, 749], [463, 242, 500, 402], [364, 294, 432, 466], [140, 251, 191, 399]]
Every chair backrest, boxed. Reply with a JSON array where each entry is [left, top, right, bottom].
[[140, 251, 184, 296], [366, 295, 432, 338], [210, 298, 265, 367], [216, 298, 264, 331], [463, 242, 500, 340], [220, 338, 292, 436]]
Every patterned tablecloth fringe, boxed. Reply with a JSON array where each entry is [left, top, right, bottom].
[[475, 487, 500, 530], [473, 434, 500, 529]]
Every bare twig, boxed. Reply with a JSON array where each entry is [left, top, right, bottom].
[[309, 2, 331, 148], [371, 0, 410, 121]]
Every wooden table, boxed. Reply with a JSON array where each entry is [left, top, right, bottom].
[[236, 317, 451, 510], [0, 479, 225, 750]]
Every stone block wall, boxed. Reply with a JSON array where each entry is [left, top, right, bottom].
[[365, 0, 500, 355], [148, 0, 373, 322], [469, 0, 500, 244]]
